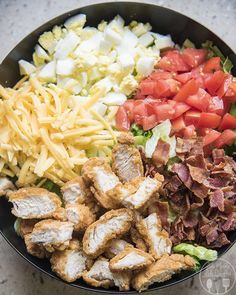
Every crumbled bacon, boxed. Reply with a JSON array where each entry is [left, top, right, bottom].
[[152, 139, 170, 167], [209, 189, 224, 212], [161, 138, 236, 248]]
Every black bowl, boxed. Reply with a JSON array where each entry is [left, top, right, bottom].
[[0, 1, 236, 293]]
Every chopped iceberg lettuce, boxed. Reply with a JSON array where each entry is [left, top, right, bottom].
[[145, 119, 175, 158]]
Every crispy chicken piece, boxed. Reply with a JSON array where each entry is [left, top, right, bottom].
[[30, 219, 74, 252], [9, 188, 62, 219], [105, 239, 132, 259], [117, 132, 135, 145], [83, 256, 131, 291], [132, 254, 196, 292], [52, 207, 67, 221], [112, 142, 144, 183], [18, 219, 39, 238], [130, 228, 148, 252], [110, 246, 154, 271], [108, 174, 163, 210], [0, 177, 15, 196], [61, 176, 90, 205], [65, 204, 96, 233], [24, 233, 48, 259], [50, 239, 93, 282], [82, 158, 121, 209], [83, 209, 133, 258], [136, 213, 172, 260]]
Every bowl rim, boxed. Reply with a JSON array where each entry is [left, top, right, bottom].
[[0, 1, 236, 293]]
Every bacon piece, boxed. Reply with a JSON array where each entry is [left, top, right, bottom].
[[209, 189, 225, 212], [152, 140, 170, 167]]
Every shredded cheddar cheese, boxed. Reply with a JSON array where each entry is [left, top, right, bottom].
[[0, 77, 118, 186]]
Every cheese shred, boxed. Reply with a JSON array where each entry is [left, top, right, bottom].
[[0, 77, 119, 186]]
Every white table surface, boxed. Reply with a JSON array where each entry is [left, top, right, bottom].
[[0, 1, 235, 294]]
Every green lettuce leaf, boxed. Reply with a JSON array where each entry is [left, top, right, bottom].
[[173, 243, 218, 261], [14, 218, 22, 236], [183, 38, 196, 49], [40, 179, 61, 195], [131, 124, 153, 146]]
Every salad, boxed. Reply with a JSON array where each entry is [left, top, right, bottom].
[[0, 13, 236, 292]]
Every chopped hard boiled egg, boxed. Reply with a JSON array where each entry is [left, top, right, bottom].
[[38, 60, 56, 82], [64, 13, 86, 30], [136, 56, 155, 77], [18, 60, 36, 75], [56, 58, 75, 76], [30, 15, 174, 105], [102, 92, 127, 106]]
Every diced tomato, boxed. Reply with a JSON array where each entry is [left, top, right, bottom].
[[115, 106, 130, 131], [217, 74, 233, 98], [205, 70, 226, 95], [186, 88, 211, 112], [182, 48, 208, 68], [198, 112, 221, 128], [157, 50, 190, 72], [139, 80, 156, 96], [133, 90, 146, 100], [149, 70, 173, 80], [184, 110, 201, 126], [223, 100, 231, 115], [173, 102, 191, 119], [123, 100, 135, 122], [183, 125, 196, 138], [198, 128, 212, 136], [133, 101, 148, 125], [203, 129, 221, 146], [153, 80, 171, 98], [203, 57, 221, 73], [219, 113, 236, 130], [153, 79, 180, 99], [160, 48, 176, 57], [167, 99, 177, 108], [154, 103, 175, 122], [175, 72, 192, 84], [191, 65, 205, 88], [214, 129, 236, 148], [207, 96, 224, 115], [171, 116, 186, 132], [166, 79, 180, 94], [174, 79, 199, 102], [142, 114, 157, 130]]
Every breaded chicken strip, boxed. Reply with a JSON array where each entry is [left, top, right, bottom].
[[82, 158, 120, 209], [17, 219, 39, 238], [136, 213, 172, 260], [9, 188, 62, 219], [0, 177, 15, 196], [83, 209, 133, 258], [132, 254, 196, 292], [65, 204, 96, 233], [112, 141, 144, 183], [50, 239, 93, 283], [83, 256, 131, 291], [105, 239, 132, 259], [110, 246, 154, 271], [108, 174, 163, 210], [31, 219, 74, 252], [130, 228, 147, 252], [61, 176, 90, 205], [15, 218, 48, 259], [24, 233, 48, 259]]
